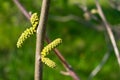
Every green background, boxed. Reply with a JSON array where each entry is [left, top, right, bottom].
[[0, 0, 120, 80]]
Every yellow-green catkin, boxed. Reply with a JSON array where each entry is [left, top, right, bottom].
[[16, 13, 39, 48], [41, 38, 62, 57], [41, 38, 62, 68], [17, 27, 36, 48], [41, 57, 56, 68]]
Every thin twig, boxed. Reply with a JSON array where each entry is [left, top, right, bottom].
[[45, 36, 80, 80], [95, 0, 120, 66], [13, 0, 30, 20], [13, 0, 80, 80]]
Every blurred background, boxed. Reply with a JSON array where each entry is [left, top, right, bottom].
[[0, 0, 120, 80]]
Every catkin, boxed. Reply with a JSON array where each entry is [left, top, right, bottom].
[[17, 27, 36, 48], [16, 13, 62, 69], [41, 57, 56, 68], [17, 13, 39, 48], [41, 38, 62, 68], [41, 38, 62, 57]]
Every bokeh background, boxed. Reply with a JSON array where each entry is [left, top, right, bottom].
[[0, 0, 120, 80]]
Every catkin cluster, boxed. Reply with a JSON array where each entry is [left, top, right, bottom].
[[16, 13, 62, 68], [41, 38, 62, 68], [17, 13, 39, 48]]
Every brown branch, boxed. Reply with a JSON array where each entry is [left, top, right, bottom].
[[13, 0, 80, 80], [13, 0, 30, 20], [45, 36, 80, 80], [95, 0, 120, 66]]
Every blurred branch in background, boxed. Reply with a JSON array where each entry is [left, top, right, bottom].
[[88, 51, 110, 80], [12, 0, 80, 80], [51, 14, 104, 31], [109, 0, 120, 11], [51, 2, 120, 37], [75, 3, 100, 22], [73, 0, 120, 79], [95, 0, 120, 66], [88, 28, 113, 80]]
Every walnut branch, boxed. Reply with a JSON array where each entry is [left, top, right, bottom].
[[13, 0, 80, 80], [34, 0, 50, 80]]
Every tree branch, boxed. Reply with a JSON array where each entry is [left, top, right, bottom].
[[13, 0, 30, 20], [13, 0, 80, 80], [95, 0, 120, 66]]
